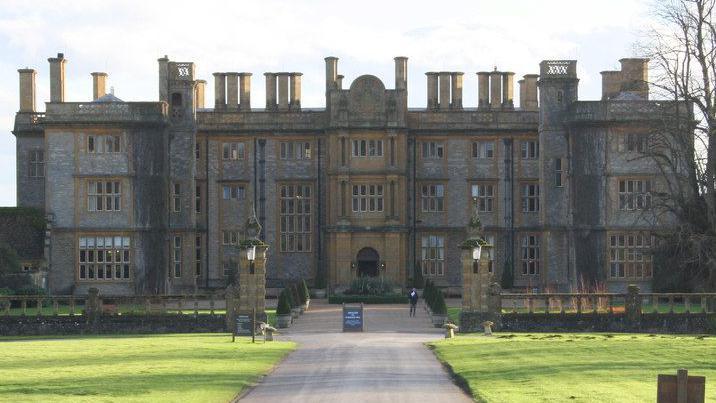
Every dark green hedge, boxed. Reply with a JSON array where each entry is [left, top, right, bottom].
[[328, 294, 408, 304]]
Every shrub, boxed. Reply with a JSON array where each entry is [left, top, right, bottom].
[[276, 289, 292, 315], [314, 273, 326, 289], [283, 286, 295, 308], [13, 285, 46, 296], [431, 289, 447, 315], [289, 284, 301, 308], [345, 277, 395, 296], [0, 287, 13, 296], [300, 279, 310, 302]]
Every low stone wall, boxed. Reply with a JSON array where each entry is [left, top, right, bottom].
[[0, 314, 227, 336], [460, 312, 716, 334]]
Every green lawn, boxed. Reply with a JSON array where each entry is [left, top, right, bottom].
[[0, 333, 295, 402], [429, 333, 716, 403]]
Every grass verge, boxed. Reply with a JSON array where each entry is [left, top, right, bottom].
[[428, 333, 716, 403], [0, 333, 295, 402]]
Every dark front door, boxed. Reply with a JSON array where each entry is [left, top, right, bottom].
[[356, 247, 379, 277]]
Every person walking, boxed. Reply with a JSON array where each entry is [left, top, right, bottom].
[[409, 288, 418, 317]]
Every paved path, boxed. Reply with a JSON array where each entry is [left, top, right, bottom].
[[239, 301, 473, 403]]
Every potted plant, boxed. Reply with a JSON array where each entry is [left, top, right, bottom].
[[431, 289, 448, 328], [276, 290, 292, 329], [313, 275, 327, 299], [300, 279, 311, 310]]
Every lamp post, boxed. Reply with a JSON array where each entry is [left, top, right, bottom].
[[247, 245, 257, 343]]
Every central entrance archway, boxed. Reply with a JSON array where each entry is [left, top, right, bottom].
[[356, 247, 379, 277]]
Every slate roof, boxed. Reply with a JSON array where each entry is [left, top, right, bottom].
[[93, 93, 124, 103]]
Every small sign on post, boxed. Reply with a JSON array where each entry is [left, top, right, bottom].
[[236, 314, 253, 336], [343, 303, 364, 332], [657, 369, 706, 403]]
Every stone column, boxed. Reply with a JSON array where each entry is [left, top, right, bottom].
[[502, 72, 514, 109], [438, 72, 451, 110], [394, 56, 408, 90], [325, 57, 338, 91], [91, 72, 107, 100], [450, 72, 463, 109], [226, 72, 239, 110], [277, 73, 289, 111], [18, 69, 37, 112], [477, 72, 490, 109], [213, 73, 226, 109], [290, 73, 302, 111], [195, 79, 206, 109], [264, 73, 277, 111], [239, 73, 252, 111], [490, 70, 502, 109], [522, 74, 539, 110], [461, 245, 492, 312], [48, 53, 67, 103], [238, 245, 268, 322], [625, 284, 642, 330], [426, 72, 438, 109]]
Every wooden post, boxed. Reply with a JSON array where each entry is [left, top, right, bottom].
[[677, 369, 688, 403]]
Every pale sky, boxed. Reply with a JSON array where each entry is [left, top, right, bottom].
[[0, 0, 651, 206]]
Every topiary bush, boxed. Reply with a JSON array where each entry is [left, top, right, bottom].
[[289, 284, 301, 308], [431, 289, 447, 315], [299, 279, 310, 302], [284, 286, 295, 308], [344, 277, 395, 296], [277, 289, 292, 315]]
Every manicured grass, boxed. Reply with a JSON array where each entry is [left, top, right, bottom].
[[0, 333, 295, 402], [429, 333, 716, 403]]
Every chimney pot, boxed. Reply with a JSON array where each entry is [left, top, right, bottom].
[[450, 72, 463, 110], [48, 53, 67, 103], [325, 57, 339, 92], [277, 72, 290, 111], [264, 73, 277, 111], [238, 73, 252, 111], [226, 72, 239, 110], [213, 72, 226, 109], [290, 73, 302, 111], [195, 79, 206, 109], [18, 68, 37, 112], [502, 72, 515, 109], [426, 72, 438, 110], [91, 72, 108, 100], [394, 56, 408, 90], [490, 70, 502, 109], [438, 72, 451, 110], [477, 72, 490, 109]]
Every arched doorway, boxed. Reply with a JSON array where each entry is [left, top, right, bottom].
[[356, 247, 379, 277]]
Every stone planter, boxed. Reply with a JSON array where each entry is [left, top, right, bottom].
[[431, 314, 447, 328], [276, 314, 291, 329], [312, 289, 326, 299]]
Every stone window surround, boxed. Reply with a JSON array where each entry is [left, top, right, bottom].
[[520, 139, 539, 160], [77, 234, 131, 282], [87, 179, 121, 212], [520, 233, 540, 276], [222, 183, 246, 200], [470, 182, 496, 213], [420, 141, 444, 160], [222, 142, 246, 160], [618, 177, 652, 211], [351, 183, 384, 213], [520, 182, 540, 213], [29, 149, 44, 178], [87, 134, 122, 154], [421, 234, 445, 276], [279, 183, 312, 253], [472, 140, 495, 159], [352, 139, 384, 157], [607, 231, 653, 280], [420, 182, 445, 212]]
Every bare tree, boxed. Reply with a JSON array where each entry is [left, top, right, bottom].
[[638, 0, 716, 291]]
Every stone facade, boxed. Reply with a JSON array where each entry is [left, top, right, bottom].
[[10, 53, 687, 295]]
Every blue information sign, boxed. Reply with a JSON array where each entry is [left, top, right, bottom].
[[343, 304, 364, 332]]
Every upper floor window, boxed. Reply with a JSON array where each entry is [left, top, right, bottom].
[[609, 232, 653, 279], [618, 179, 652, 211], [195, 185, 202, 213], [88, 180, 121, 212], [195, 142, 201, 160], [472, 141, 494, 159], [280, 184, 312, 252], [29, 150, 44, 178], [521, 140, 539, 159], [222, 142, 245, 160], [173, 236, 182, 278], [352, 184, 384, 213], [521, 183, 540, 212], [88, 135, 121, 154], [555, 158, 564, 187], [421, 235, 445, 276], [422, 141, 444, 159], [195, 235, 202, 277], [222, 184, 246, 200], [471, 184, 494, 213], [222, 230, 241, 245], [281, 141, 311, 160], [172, 183, 181, 212], [521, 234, 540, 275], [421, 184, 445, 212], [352, 139, 383, 157], [618, 134, 649, 153], [78, 235, 131, 281]]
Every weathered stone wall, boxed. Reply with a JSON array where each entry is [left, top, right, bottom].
[[15, 134, 45, 209]]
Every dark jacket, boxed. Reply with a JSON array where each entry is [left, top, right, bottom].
[[409, 291, 418, 305]]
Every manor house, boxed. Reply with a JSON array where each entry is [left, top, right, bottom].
[[12, 53, 679, 295]]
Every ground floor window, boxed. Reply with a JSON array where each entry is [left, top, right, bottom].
[[78, 236, 130, 280], [609, 232, 653, 279], [421, 235, 445, 276], [521, 234, 540, 275]]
